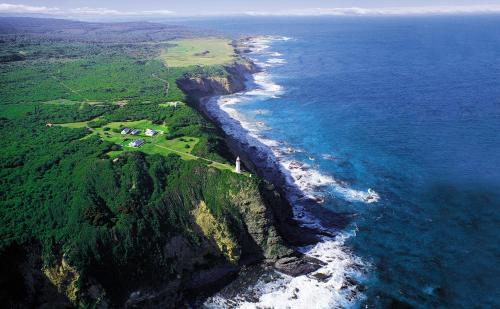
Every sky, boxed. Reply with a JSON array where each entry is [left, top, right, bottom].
[[2, 1, 500, 18]]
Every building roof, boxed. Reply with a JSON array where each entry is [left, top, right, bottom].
[[145, 128, 157, 136], [129, 138, 144, 147]]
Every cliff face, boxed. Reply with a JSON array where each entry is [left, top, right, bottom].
[[3, 166, 295, 309], [176, 61, 260, 99], [2, 59, 315, 309], [123, 169, 294, 308], [177, 60, 320, 248]]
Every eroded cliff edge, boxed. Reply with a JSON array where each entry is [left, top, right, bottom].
[[176, 56, 324, 265], [1, 47, 322, 309], [177, 60, 260, 97]]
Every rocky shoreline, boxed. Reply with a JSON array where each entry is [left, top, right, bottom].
[[176, 40, 326, 288]]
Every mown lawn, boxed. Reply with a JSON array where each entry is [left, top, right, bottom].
[[159, 38, 235, 67], [96, 120, 199, 160], [56, 118, 238, 170], [58, 119, 204, 161]]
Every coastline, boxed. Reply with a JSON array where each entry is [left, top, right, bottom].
[[177, 37, 346, 241], [178, 36, 371, 308], [177, 49, 326, 244]]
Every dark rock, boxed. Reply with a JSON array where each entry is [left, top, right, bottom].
[[274, 254, 325, 277], [311, 272, 331, 282], [185, 264, 239, 290]]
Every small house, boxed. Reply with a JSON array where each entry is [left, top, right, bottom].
[[121, 128, 131, 135], [129, 139, 144, 148], [145, 129, 157, 137], [130, 129, 139, 135]]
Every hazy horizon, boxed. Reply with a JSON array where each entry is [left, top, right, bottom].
[[2, 1, 500, 20]]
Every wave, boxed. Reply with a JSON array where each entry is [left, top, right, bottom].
[[266, 58, 287, 64], [245, 72, 284, 97], [205, 234, 368, 309], [203, 36, 377, 308]]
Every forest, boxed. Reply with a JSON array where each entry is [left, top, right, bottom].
[[0, 17, 288, 307]]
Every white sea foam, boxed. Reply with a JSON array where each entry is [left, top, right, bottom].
[[203, 35, 378, 309], [240, 237, 366, 309], [266, 58, 287, 65], [205, 234, 368, 309], [246, 72, 284, 97]]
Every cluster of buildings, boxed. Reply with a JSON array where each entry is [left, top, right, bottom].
[[121, 127, 139, 135], [120, 127, 158, 148]]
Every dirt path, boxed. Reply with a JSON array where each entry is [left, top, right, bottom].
[[153, 144, 235, 171], [151, 73, 169, 98], [51, 74, 89, 102]]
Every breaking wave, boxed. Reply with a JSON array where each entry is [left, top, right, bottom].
[[203, 35, 378, 308]]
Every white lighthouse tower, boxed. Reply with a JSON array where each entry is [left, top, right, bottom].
[[235, 156, 241, 173]]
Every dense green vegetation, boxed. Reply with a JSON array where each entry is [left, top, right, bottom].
[[0, 18, 267, 307], [0, 113, 254, 301], [1, 48, 186, 105]]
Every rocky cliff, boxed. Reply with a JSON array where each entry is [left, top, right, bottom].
[[177, 58, 323, 269], [176, 60, 260, 99], [1, 59, 320, 309], [177, 59, 321, 247]]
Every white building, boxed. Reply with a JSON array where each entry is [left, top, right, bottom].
[[121, 128, 130, 135], [235, 156, 241, 173], [145, 129, 157, 137], [129, 139, 144, 148]]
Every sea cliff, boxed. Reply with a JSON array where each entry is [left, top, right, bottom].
[[177, 60, 261, 98], [177, 54, 322, 244], [176, 53, 324, 274], [0, 22, 322, 308]]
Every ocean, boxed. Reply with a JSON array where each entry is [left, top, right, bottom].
[[169, 16, 500, 308]]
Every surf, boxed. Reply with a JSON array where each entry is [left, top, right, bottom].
[[201, 35, 379, 309]]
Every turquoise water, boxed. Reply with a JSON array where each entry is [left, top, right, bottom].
[[173, 17, 500, 308]]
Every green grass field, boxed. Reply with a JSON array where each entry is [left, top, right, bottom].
[[56, 119, 236, 169], [43, 99, 105, 106], [160, 38, 235, 67]]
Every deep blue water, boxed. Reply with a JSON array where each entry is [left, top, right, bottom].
[[170, 16, 500, 308]]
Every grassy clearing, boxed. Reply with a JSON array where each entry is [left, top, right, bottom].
[[56, 118, 239, 170], [160, 38, 235, 67], [100, 120, 169, 134], [57, 119, 207, 162], [103, 134, 199, 161], [58, 121, 90, 129], [43, 99, 104, 106], [159, 102, 184, 108], [90, 120, 200, 160]]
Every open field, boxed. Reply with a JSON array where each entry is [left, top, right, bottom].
[[159, 38, 235, 67], [57, 119, 235, 170]]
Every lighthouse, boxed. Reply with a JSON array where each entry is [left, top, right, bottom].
[[235, 156, 241, 173]]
